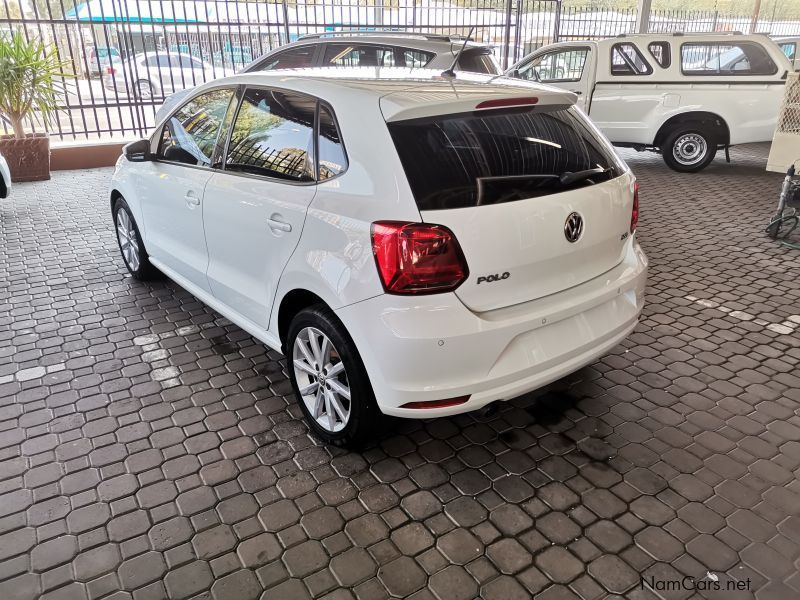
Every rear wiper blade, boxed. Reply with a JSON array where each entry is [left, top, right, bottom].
[[559, 167, 611, 186]]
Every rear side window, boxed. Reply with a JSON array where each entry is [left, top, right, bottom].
[[780, 42, 796, 61], [648, 42, 671, 68], [387, 106, 624, 211], [256, 46, 316, 70], [225, 88, 315, 182], [681, 42, 778, 75], [457, 51, 500, 74], [611, 43, 652, 75], [403, 49, 434, 68], [318, 105, 347, 180], [323, 44, 396, 67], [157, 88, 234, 167]]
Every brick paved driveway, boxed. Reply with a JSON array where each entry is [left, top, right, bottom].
[[1, 145, 799, 600]]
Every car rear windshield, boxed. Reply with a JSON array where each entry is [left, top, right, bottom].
[[387, 105, 624, 210]]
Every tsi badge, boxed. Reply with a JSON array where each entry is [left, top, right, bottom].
[[477, 272, 510, 285]]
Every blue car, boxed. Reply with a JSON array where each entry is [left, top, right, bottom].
[[0, 152, 10, 198]]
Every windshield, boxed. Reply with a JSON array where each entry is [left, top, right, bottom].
[[387, 105, 625, 210]]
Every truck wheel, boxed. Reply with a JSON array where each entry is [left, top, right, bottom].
[[662, 126, 717, 173]]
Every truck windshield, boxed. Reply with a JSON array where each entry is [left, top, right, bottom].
[[387, 105, 625, 210]]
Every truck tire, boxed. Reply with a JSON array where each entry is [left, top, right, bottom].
[[662, 125, 717, 173]]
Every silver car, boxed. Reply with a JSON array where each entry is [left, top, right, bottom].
[[104, 52, 232, 101], [0, 152, 10, 198], [156, 31, 501, 121]]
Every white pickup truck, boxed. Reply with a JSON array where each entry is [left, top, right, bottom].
[[507, 33, 794, 172]]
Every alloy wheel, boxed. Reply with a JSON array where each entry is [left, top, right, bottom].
[[137, 81, 153, 100], [292, 326, 351, 433], [115, 208, 141, 272]]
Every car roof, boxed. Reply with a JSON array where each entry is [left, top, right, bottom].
[[243, 33, 492, 69], [190, 67, 576, 121]]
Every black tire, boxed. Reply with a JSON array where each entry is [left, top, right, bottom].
[[662, 125, 717, 173], [113, 197, 157, 280], [286, 305, 379, 448]]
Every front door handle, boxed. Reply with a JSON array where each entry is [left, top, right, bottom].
[[267, 217, 292, 233], [184, 193, 200, 207], [573, 90, 583, 95]]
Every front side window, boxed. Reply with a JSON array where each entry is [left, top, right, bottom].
[[518, 48, 589, 82], [323, 44, 396, 67], [648, 42, 671, 68], [318, 105, 347, 180], [779, 42, 796, 61], [146, 54, 172, 68], [225, 88, 315, 182], [387, 105, 625, 211], [681, 42, 778, 75], [256, 46, 316, 70], [157, 88, 234, 167], [611, 43, 652, 75]]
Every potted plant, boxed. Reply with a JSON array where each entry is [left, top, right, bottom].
[[0, 32, 71, 182]]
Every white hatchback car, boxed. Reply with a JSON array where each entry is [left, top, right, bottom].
[[110, 69, 647, 446]]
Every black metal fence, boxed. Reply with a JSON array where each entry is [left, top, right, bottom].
[[1, 0, 799, 141]]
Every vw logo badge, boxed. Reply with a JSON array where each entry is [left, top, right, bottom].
[[564, 212, 584, 243]]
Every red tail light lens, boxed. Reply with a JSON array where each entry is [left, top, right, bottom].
[[106, 66, 116, 75], [630, 181, 639, 234], [371, 221, 468, 294]]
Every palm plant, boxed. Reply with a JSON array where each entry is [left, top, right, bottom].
[[0, 31, 71, 139]]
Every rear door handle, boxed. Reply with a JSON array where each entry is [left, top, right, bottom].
[[267, 217, 292, 233], [184, 193, 200, 207]]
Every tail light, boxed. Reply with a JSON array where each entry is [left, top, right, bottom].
[[371, 221, 468, 294], [106, 66, 116, 75], [630, 181, 639, 234]]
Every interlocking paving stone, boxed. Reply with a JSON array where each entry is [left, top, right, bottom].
[[0, 147, 799, 598]]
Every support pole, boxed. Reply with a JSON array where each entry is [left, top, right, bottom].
[[635, 0, 652, 34], [750, 0, 762, 33]]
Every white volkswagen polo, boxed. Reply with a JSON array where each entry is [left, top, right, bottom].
[[110, 68, 647, 446]]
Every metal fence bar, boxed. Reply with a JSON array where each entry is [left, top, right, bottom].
[[2, 0, 800, 141]]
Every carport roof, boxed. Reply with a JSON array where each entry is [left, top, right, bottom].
[[65, 0, 202, 23]]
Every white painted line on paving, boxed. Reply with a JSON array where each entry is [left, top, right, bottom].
[[685, 295, 799, 336]]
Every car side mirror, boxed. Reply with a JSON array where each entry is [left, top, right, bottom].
[[123, 139, 151, 162]]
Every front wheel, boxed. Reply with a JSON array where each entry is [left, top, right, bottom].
[[662, 126, 717, 173], [286, 305, 378, 448], [113, 198, 157, 280]]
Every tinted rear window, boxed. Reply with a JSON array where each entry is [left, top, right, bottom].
[[388, 106, 624, 211]]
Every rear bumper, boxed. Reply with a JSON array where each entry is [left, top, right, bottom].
[[336, 239, 647, 418]]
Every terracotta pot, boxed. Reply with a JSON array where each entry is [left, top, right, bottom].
[[0, 133, 51, 182]]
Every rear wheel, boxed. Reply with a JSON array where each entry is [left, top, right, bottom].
[[662, 125, 717, 173], [287, 305, 378, 448]]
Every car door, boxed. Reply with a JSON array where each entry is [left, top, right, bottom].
[[138, 87, 235, 294], [202, 87, 317, 329], [514, 46, 593, 111]]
